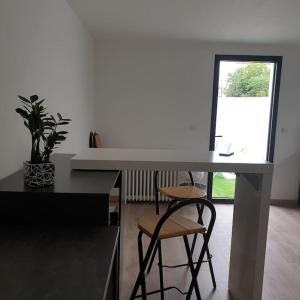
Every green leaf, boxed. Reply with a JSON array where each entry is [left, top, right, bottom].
[[56, 136, 66, 141], [57, 113, 62, 120], [23, 106, 31, 113], [44, 121, 55, 127], [33, 131, 41, 139], [16, 108, 29, 119], [37, 106, 45, 112], [18, 95, 30, 103], [57, 131, 68, 134], [58, 121, 70, 125], [36, 99, 45, 106], [20, 101, 32, 109], [30, 95, 39, 102]]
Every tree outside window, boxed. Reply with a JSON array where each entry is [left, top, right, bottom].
[[224, 63, 271, 97]]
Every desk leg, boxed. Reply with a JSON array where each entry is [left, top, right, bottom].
[[112, 229, 120, 300], [228, 172, 272, 300], [117, 170, 122, 300], [116, 170, 123, 300]]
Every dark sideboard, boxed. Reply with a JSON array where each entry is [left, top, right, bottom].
[[0, 154, 121, 225], [0, 154, 121, 300]]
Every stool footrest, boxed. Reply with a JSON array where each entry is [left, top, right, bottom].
[[161, 254, 213, 269], [134, 286, 188, 298]]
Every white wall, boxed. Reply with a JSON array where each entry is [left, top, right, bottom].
[[96, 40, 300, 200], [0, 0, 95, 179]]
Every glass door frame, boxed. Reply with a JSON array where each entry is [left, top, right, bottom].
[[207, 54, 283, 203]]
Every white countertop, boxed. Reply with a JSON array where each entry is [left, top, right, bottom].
[[71, 148, 273, 174]]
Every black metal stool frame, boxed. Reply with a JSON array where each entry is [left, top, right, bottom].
[[147, 171, 216, 289], [130, 198, 216, 299]]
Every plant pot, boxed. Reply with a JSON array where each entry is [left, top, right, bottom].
[[23, 161, 55, 187]]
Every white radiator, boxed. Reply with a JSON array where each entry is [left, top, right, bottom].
[[124, 170, 178, 202]]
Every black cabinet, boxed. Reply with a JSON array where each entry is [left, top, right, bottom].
[[0, 225, 119, 300], [0, 154, 120, 225], [0, 154, 121, 300]]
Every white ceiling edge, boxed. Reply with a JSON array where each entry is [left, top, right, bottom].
[[93, 33, 300, 47], [66, 0, 300, 45]]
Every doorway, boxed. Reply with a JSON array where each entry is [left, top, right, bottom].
[[208, 55, 282, 202]]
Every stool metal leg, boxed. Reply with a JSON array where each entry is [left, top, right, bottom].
[[191, 233, 216, 289], [157, 240, 165, 299], [183, 236, 202, 300], [186, 231, 212, 299], [138, 231, 146, 300], [130, 233, 159, 299], [197, 204, 216, 288], [204, 234, 216, 288], [147, 198, 176, 275], [190, 233, 198, 254], [167, 200, 175, 211], [145, 170, 160, 275], [162, 201, 216, 291], [154, 171, 160, 215], [146, 241, 158, 274], [132, 198, 216, 300], [190, 204, 204, 255], [146, 199, 176, 275]]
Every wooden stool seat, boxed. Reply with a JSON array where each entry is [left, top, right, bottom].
[[160, 186, 206, 200], [138, 214, 206, 240]]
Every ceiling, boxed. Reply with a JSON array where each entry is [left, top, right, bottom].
[[67, 0, 300, 43]]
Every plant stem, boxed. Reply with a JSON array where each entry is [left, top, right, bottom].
[[31, 136, 35, 163], [36, 134, 40, 163]]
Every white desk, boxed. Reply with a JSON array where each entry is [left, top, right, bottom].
[[71, 148, 273, 300]]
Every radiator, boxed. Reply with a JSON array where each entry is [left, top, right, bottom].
[[124, 170, 178, 202]]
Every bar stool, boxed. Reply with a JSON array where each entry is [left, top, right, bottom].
[[130, 198, 216, 299], [148, 171, 216, 289]]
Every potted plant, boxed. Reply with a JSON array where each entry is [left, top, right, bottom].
[[16, 95, 71, 187]]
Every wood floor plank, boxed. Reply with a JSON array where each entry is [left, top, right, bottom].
[[120, 203, 300, 300]]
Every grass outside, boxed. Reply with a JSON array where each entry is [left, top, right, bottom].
[[212, 172, 236, 199]]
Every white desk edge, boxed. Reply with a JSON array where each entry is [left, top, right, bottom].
[[71, 148, 273, 174]]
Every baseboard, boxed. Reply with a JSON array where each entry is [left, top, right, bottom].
[[271, 199, 299, 207], [123, 198, 299, 207]]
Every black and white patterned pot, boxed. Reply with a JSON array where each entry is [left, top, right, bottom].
[[23, 161, 55, 187]]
